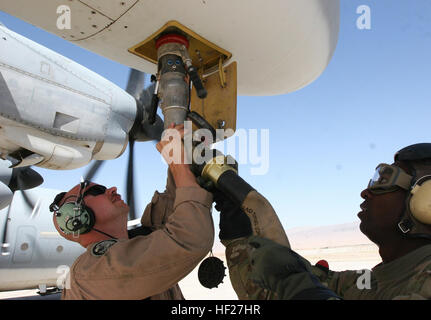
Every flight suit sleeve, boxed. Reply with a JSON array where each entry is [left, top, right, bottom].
[[312, 261, 431, 300], [219, 191, 290, 299], [140, 168, 176, 230], [311, 265, 360, 298], [66, 186, 214, 300], [391, 261, 431, 300]]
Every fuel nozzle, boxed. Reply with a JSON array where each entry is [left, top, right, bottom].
[[151, 34, 209, 129], [154, 34, 191, 128]]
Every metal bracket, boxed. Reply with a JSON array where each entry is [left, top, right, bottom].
[[218, 57, 226, 88]]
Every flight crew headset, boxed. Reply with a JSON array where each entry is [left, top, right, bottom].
[[49, 180, 116, 239], [368, 143, 431, 240]]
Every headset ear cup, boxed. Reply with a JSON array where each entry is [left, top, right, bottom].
[[55, 203, 76, 234], [409, 180, 431, 225], [55, 203, 96, 235], [83, 205, 96, 233]]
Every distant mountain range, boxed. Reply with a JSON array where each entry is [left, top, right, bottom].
[[213, 221, 381, 271], [214, 221, 374, 252], [286, 221, 374, 250]]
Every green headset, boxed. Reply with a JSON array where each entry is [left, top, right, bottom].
[[50, 180, 96, 236]]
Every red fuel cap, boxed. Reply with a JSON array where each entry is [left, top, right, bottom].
[[155, 34, 189, 49]]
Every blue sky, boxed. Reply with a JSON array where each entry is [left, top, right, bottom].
[[1, 1, 431, 230]]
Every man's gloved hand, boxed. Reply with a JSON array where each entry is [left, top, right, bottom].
[[213, 191, 252, 241], [248, 236, 341, 300]]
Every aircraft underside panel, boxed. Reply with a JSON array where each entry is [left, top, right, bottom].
[[0, 0, 340, 96]]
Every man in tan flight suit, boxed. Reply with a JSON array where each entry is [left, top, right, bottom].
[[51, 124, 214, 299], [216, 143, 431, 299]]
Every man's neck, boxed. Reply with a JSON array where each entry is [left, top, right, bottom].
[[80, 227, 128, 248], [379, 237, 431, 263]]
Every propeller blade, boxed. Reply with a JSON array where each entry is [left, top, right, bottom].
[[0, 181, 13, 210], [124, 69, 164, 221], [8, 167, 43, 192], [126, 69, 146, 101], [126, 71, 165, 142], [139, 82, 164, 141], [1, 207, 11, 256], [7, 167, 39, 213], [20, 189, 36, 212], [84, 160, 104, 181], [141, 113, 164, 142], [126, 140, 136, 221]]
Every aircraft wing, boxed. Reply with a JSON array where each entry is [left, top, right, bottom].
[[0, 0, 340, 95]]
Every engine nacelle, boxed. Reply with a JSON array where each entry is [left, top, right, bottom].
[[0, 24, 137, 170]]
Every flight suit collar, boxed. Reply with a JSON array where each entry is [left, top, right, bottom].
[[372, 244, 431, 284]]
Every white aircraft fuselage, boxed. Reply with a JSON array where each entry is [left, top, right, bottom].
[[0, 188, 85, 292]]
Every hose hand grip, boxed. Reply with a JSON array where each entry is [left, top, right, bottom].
[[188, 65, 207, 99], [188, 111, 216, 140], [148, 94, 159, 125]]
